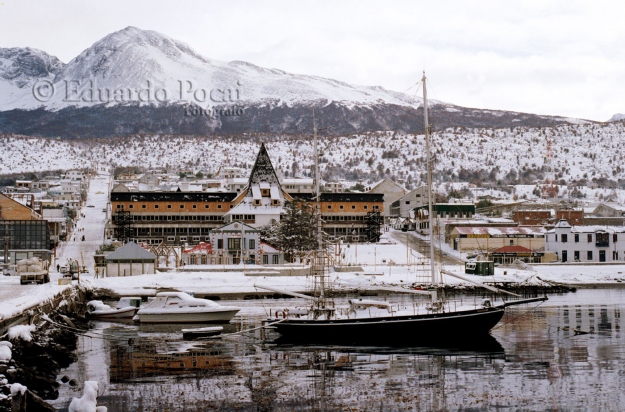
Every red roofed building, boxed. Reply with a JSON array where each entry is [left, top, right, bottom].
[[491, 245, 543, 264], [182, 242, 215, 265]]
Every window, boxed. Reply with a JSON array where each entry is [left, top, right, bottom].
[[373, 205, 379, 210], [574, 251, 580, 261], [340, 205, 344, 210], [180, 236, 187, 242], [561, 234, 567, 243], [587, 251, 593, 260], [263, 255, 269, 264], [154, 205, 159, 209], [272, 255, 279, 264], [364, 205, 368, 210], [167, 205, 172, 209], [555, 234, 558, 242], [351, 205, 356, 210], [228, 238, 241, 250], [205, 205, 210, 209], [574, 233, 579, 242], [180, 205, 184, 209], [167, 236, 175, 241], [192, 205, 197, 209], [217, 239, 223, 249], [587, 234, 592, 242], [128, 204, 134, 209], [614, 234, 618, 242], [249, 239, 255, 249], [327, 205, 332, 209], [116, 205, 122, 209], [218, 204, 222, 209], [596, 232, 609, 246], [614, 251, 619, 260], [405, 201, 410, 205]]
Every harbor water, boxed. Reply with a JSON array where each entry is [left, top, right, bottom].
[[50, 289, 625, 411]]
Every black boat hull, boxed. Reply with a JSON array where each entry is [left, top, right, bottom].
[[272, 306, 505, 345]]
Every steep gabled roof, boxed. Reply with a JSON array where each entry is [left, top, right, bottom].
[[248, 143, 281, 188]]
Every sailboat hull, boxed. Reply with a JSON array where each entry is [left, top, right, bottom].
[[272, 306, 505, 345]]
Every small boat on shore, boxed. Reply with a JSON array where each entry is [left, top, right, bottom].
[[182, 326, 224, 339], [133, 292, 240, 324], [86, 297, 142, 320]]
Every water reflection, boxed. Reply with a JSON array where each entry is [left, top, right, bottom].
[[51, 290, 625, 411]]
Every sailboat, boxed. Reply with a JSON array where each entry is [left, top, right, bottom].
[[260, 72, 547, 345]]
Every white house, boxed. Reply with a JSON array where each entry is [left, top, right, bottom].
[[210, 222, 261, 265], [225, 143, 292, 228], [65, 170, 85, 181], [546, 219, 625, 262]]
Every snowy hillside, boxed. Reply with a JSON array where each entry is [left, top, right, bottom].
[[0, 27, 583, 137], [2, 122, 625, 200], [608, 114, 625, 122]]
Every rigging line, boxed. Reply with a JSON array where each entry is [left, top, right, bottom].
[[490, 300, 546, 331], [403, 80, 422, 95]]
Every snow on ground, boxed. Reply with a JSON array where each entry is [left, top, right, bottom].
[[4, 173, 625, 323], [55, 174, 112, 271], [7, 324, 35, 342], [0, 173, 110, 321]]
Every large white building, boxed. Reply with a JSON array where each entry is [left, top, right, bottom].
[[224, 143, 292, 228], [546, 219, 625, 262]]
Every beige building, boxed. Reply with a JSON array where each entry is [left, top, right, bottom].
[[450, 226, 546, 253], [367, 178, 407, 223]]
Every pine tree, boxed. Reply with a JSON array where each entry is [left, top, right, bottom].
[[276, 199, 317, 262]]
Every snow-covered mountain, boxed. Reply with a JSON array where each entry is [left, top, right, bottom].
[[0, 27, 587, 137], [608, 113, 625, 122], [0, 47, 64, 107], [1, 27, 427, 111]]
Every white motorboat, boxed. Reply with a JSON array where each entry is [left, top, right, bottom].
[[133, 292, 240, 323], [86, 297, 142, 320]]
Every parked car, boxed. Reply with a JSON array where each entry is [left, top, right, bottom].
[[87, 205, 95, 207]]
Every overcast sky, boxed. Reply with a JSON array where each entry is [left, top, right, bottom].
[[1, 0, 624, 121]]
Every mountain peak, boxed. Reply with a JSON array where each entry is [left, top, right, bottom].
[[608, 113, 625, 122], [62, 26, 209, 79], [0, 47, 64, 87]]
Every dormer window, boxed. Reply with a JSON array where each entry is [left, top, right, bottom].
[[254, 199, 261, 206], [261, 189, 270, 197], [272, 199, 279, 206]]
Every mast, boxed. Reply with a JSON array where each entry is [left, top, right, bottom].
[[423, 71, 438, 285], [312, 110, 332, 318]]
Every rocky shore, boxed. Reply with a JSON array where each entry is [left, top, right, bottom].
[[0, 310, 88, 411]]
